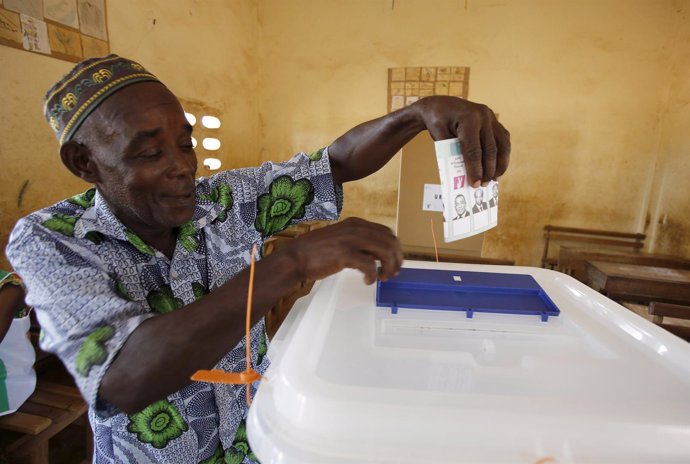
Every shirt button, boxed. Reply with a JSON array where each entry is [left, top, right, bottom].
[[171, 271, 179, 279]]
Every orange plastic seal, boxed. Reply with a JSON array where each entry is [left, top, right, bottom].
[[191, 244, 262, 405]]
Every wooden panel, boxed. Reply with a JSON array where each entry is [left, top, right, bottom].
[[649, 302, 690, 320], [0, 412, 52, 435]]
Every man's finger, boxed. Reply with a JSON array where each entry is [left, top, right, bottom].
[[494, 121, 511, 178], [480, 119, 498, 184], [457, 119, 484, 187]]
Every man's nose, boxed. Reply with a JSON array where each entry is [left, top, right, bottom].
[[168, 147, 196, 177]]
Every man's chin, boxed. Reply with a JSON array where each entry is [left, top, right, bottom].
[[165, 206, 196, 228]]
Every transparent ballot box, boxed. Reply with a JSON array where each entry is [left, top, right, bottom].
[[247, 261, 690, 463]]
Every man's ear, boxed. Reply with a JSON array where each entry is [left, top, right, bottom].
[[60, 141, 99, 183]]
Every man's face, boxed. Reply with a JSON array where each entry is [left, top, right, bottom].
[[492, 184, 499, 199], [474, 189, 483, 203], [454, 195, 466, 215], [78, 82, 198, 237]]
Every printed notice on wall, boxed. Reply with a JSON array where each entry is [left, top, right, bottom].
[[422, 184, 444, 212], [435, 138, 499, 242]]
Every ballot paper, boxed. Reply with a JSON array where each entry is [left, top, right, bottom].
[[435, 138, 499, 242]]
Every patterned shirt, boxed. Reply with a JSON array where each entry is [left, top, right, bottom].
[[6, 149, 340, 463]]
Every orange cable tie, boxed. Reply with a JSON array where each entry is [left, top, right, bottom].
[[191, 243, 262, 406], [430, 218, 439, 263]]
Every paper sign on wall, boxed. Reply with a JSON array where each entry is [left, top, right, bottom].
[[422, 184, 444, 212]]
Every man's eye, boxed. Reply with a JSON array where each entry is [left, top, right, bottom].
[[139, 150, 161, 159]]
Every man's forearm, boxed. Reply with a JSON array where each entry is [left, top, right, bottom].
[[100, 249, 303, 413], [328, 96, 510, 186], [329, 104, 424, 184]]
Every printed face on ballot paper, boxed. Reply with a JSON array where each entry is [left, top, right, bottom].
[[474, 188, 484, 205], [454, 194, 467, 216]]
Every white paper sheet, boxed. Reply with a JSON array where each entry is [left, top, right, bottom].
[[434, 138, 499, 242]]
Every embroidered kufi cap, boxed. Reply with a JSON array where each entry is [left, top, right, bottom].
[[43, 54, 162, 145]]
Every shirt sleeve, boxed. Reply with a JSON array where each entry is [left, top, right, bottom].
[[6, 219, 154, 417], [204, 147, 343, 239]]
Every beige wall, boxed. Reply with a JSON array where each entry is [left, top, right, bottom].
[[1, 0, 689, 270], [257, 0, 690, 266], [649, 5, 690, 258]]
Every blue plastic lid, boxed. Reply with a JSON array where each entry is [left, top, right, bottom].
[[376, 268, 560, 321]]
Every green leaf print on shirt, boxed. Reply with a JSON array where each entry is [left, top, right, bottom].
[[178, 222, 200, 253], [42, 213, 77, 237], [199, 184, 233, 223], [147, 286, 183, 314], [114, 278, 132, 301], [224, 420, 258, 464], [307, 147, 324, 161], [66, 188, 96, 208], [84, 231, 104, 245], [75, 325, 115, 377], [125, 229, 155, 256], [127, 399, 188, 449], [256, 329, 268, 366], [255, 175, 314, 237], [192, 282, 208, 301], [199, 444, 225, 464]]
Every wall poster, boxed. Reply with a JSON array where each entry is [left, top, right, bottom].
[[388, 66, 470, 113], [0, 0, 109, 63]]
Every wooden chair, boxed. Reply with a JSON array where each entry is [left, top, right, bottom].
[[0, 379, 91, 464], [648, 301, 690, 342], [541, 225, 645, 270], [0, 308, 92, 463]]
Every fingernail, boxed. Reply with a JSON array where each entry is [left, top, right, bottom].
[[472, 180, 481, 188], [481, 181, 489, 187]]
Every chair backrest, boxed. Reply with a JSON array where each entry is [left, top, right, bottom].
[[541, 225, 645, 269]]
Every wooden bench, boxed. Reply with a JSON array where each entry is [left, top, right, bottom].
[[557, 247, 690, 282], [403, 251, 514, 266], [541, 225, 645, 270], [648, 301, 690, 342], [0, 379, 91, 464]]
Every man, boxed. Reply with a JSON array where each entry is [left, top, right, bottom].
[[489, 182, 499, 208], [7, 55, 510, 463], [453, 193, 470, 220], [472, 187, 489, 213]]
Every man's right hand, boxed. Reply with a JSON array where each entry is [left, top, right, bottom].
[[278, 217, 403, 285]]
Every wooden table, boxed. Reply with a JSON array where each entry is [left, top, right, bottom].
[[558, 247, 690, 282], [584, 260, 690, 305]]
